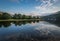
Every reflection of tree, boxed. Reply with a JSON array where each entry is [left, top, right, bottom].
[[13, 21, 20, 26], [36, 20, 39, 22], [0, 23, 2, 27], [12, 21, 31, 26], [0, 21, 40, 28], [47, 21, 60, 27], [22, 21, 28, 25], [26, 21, 32, 24], [33, 20, 36, 23], [0, 21, 11, 27]]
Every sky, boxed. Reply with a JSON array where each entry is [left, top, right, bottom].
[[0, 0, 60, 16]]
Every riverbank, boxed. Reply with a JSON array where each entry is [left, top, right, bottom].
[[0, 19, 41, 21]]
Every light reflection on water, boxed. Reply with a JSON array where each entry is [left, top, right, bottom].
[[0, 21, 60, 41]]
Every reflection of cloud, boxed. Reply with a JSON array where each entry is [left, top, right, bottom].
[[35, 0, 60, 13], [34, 21, 60, 36], [35, 21, 60, 32]]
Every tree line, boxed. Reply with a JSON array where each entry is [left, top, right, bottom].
[[0, 12, 40, 20]]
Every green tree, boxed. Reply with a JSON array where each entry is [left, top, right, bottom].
[[2, 12, 12, 19], [22, 14, 26, 19], [32, 16, 36, 19], [0, 14, 2, 19], [13, 14, 18, 19], [28, 16, 32, 19], [18, 14, 22, 19], [36, 16, 40, 19]]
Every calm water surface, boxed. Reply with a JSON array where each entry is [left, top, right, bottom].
[[0, 21, 60, 41]]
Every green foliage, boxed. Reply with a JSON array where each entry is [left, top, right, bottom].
[[0, 12, 12, 19], [22, 15, 26, 19], [13, 14, 19, 19], [0, 12, 40, 19], [32, 16, 36, 19]]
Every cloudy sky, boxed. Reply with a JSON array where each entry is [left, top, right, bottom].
[[0, 0, 60, 16]]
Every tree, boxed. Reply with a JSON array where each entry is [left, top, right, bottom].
[[36, 16, 40, 19], [13, 14, 18, 19], [28, 16, 32, 19], [22, 14, 26, 19], [32, 16, 36, 19], [18, 14, 22, 19], [0, 14, 2, 19], [2, 12, 12, 19]]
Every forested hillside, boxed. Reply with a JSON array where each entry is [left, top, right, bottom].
[[42, 11, 60, 22]]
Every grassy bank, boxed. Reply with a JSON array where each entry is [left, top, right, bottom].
[[0, 19, 41, 21]]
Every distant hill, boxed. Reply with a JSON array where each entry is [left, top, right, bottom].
[[42, 11, 60, 22]]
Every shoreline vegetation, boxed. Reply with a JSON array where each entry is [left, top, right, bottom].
[[0, 12, 42, 21]]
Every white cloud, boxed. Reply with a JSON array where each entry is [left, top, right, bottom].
[[35, 0, 60, 14]]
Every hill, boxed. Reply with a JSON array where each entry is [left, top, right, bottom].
[[42, 11, 60, 22]]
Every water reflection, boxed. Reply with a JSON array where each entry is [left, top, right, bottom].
[[0, 21, 60, 41], [0, 21, 11, 27], [46, 21, 60, 27], [0, 20, 39, 27]]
